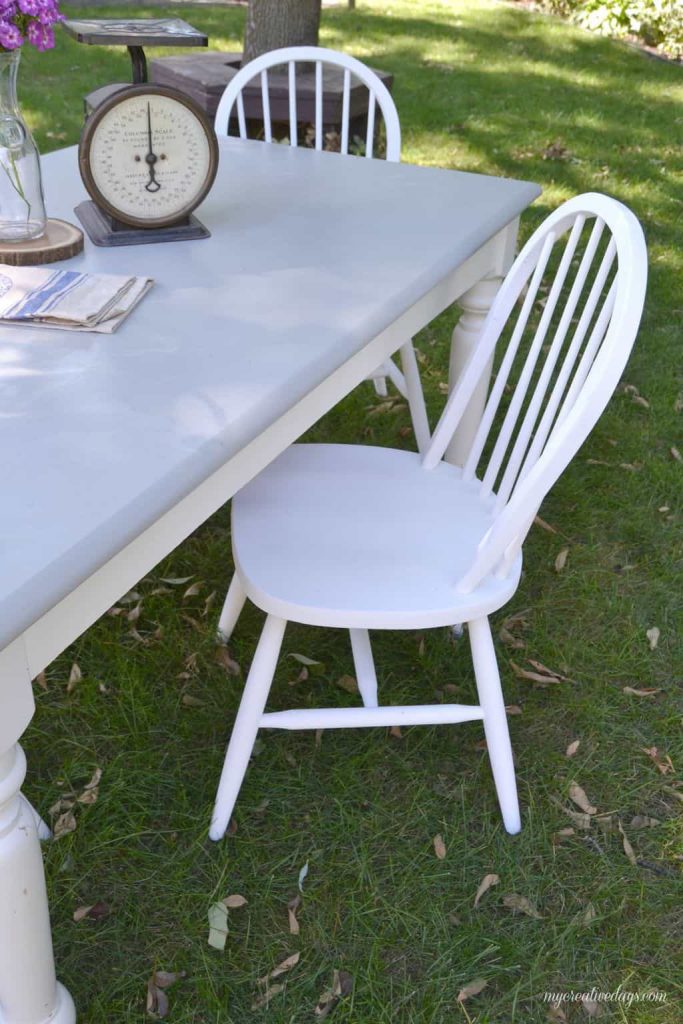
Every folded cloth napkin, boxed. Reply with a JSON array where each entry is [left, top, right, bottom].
[[0, 265, 153, 334]]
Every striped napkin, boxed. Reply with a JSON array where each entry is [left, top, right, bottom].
[[0, 265, 153, 334]]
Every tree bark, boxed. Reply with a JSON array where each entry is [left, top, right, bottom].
[[243, 0, 322, 65]]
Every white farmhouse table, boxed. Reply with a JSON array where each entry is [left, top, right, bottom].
[[0, 137, 539, 1023]]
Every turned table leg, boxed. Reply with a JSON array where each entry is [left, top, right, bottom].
[[445, 217, 520, 468], [0, 642, 75, 1024], [443, 275, 501, 467]]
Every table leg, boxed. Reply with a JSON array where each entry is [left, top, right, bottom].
[[443, 275, 501, 467], [0, 646, 75, 1024], [444, 218, 520, 467]]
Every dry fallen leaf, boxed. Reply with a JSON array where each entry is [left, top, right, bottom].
[[127, 602, 142, 624], [646, 626, 660, 650], [534, 514, 558, 534], [287, 894, 301, 935], [552, 827, 575, 845], [433, 834, 447, 860], [224, 894, 247, 909], [581, 995, 602, 1017], [335, 674, 358, 695], [73, 901, 110, 922], [251, 983, 285, 1010], [554, 547, 570, 572], [566, 739, 581, 757], [503, 893, 543, 919], [183, 581, 203, 599], [181, 693, 205, 708], [473, 873, 499, 908], [53, 809, 77, 839], [510, 660, 569, 686], [34, 671, 48, 691], [81, 767, 102, 798], [146, 970, 186, 1018], [623, 686, 661, 697], [66, 662, 82, 694], [569, 782, 597, 815], [314, 970, 353, 1019], [288, 652, 324, 669], [670, 446, 682, 463], [259, 951, 300, 984], [457, 978, 488, 1002], [547, 1003, 568, 1022], [617, 820, 638, 866], [642, 746, 674, 775], [215, 646, 241, 676], [160, 575, 194, 586], [542, 141, 570, 161], [500, 626, 526, 650], [207, 901, 229, 950], [528, 658, 572, 680], [389, 725, 403, 739], [506, 704, 523, 715], [146, 978, 168, 1018], [503, 610, 530, 631], [629, 815, 660, 829]]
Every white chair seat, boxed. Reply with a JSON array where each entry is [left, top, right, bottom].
[[233, 444, 521, 629]]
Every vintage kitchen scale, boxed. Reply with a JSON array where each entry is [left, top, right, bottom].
[[75, 82, 219, 247]]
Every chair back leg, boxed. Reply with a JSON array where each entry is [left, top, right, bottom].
[[209, 614, 287, 840], [217, 574, 247, 642], [468, 616, 521, 834]]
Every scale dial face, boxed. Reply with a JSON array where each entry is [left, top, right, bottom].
[[79, 85, 219, 229]]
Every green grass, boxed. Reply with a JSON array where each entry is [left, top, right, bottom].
[[19, 1, 683, 1021]]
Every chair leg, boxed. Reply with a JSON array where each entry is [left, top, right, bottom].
[[399, 341, 431, 454], [468, 616, 521, 834], [217, 574, 247, 642], [349, 628, 378, 708], [209, 614, 286, 841], [372, 374, 388, 397]]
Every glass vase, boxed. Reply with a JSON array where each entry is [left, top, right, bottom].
[[0, 49, 46, 241]]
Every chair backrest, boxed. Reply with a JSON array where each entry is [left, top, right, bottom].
[[214, 46, 401, 162], [423, 193, 647, 592]]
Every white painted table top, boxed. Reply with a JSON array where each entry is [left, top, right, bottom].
[[0, 139, 540, 653]]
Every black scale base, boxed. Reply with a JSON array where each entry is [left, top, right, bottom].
[[75, 201, 210, 247]]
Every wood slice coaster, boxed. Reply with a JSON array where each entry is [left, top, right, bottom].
[[0, 219, 84, 266]]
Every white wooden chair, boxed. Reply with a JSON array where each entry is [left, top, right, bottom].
[[209, 193, 647, 841], [214, 46, 429, 445]]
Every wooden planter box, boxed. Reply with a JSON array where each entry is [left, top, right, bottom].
[[150, 52, 394, 146]]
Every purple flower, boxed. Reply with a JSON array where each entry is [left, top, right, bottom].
[[36, 0, 62, 26], [26, 19, 53, 50], [18, 0, 40, 14], [0, 21, 23, 48]]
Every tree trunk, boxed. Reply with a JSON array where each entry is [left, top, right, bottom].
[[243, 0, 322, 65]]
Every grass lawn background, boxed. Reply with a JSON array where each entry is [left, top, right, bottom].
[[17, 1, 683, 1020]]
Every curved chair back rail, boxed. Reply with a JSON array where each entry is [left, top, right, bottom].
[[214, 45, 401, 161], [423, 192, 648, 591]]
